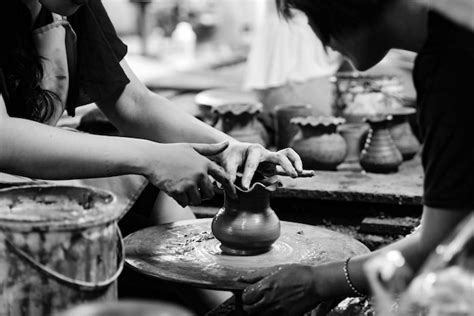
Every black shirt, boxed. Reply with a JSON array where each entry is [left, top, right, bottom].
[[0, 0, 130, 116], [414, 11, 474, 209]]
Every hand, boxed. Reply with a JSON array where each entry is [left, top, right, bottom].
[[218, 142, 304, 189], [240, 264, 322, 315], [142, 141, 236, 207]]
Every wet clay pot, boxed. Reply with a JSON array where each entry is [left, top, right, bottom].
[[213, 102, 269, 147], [289, 116, 347, 170], [360, 115, 403, 173], [211, 174, 281, 256], [387, 107, 420, 160]]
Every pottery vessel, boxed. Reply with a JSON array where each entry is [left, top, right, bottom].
[[330, 72, 405, 123], [360, 115, 403, 173], [195, 88, 260, 126], [289, 116, 347, 170], [274, 104, 312, 149], [211, 174, 281, 256], [338, 123, 370, 163], [213, 102, 269, 147], [386, 107, 420, 160]]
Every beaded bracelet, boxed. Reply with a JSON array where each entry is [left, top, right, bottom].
[[343, 257, 365, 297]]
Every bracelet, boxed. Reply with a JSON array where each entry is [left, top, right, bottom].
[[343, 257, 365, 297]]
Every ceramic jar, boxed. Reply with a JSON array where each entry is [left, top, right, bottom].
[[289, 116, 347, 170], [360, 115, 403, 173], [213, 102, 269, 147], [274, 104, 312, 149], [387, 107, 420, 160], [330, 72, 405, 123], [195, 88, 260, 126], [338, 123, 370, 163], [211, 174, 281, 256]]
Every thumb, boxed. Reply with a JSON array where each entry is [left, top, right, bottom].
[[192, 141, 229, 156]]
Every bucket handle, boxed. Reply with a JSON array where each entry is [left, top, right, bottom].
[[5, 224, 125, 292]]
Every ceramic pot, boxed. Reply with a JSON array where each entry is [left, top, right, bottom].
[[213, 103, 269, 147], [360, 115, 403, 173], [195, 88, 260, 126], [387, 107, 420, 160], [211, 174, 281, 256], [330, 72, 405, 122], [289, 116, 347, 170], [338, 123, 370, 163], [274, 104, 312, 149]]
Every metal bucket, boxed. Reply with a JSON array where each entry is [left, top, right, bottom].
[[0, 185, 125, 316]]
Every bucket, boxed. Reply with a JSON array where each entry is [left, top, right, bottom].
[[0, 185, 125, 316]]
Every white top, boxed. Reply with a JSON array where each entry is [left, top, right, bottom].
[[244, 1, 342, 90]]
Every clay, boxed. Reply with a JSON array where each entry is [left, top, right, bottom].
[[290, 116, 347, 170], [360, 115, 403, 174], [211, 173, 281, 256]]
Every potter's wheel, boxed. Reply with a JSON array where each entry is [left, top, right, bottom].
[[124, 219, 369, 291]]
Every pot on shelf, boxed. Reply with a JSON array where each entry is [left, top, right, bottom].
[[338, 123, 370, 163], [274, 104, 312, 149], [211, 173, 281, 256], [360, 115, 403, 173], [212, 102, 269, 147], [289, 116, 347, 170], [386, 107, 420, 160]]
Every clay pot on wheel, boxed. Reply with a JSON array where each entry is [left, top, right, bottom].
[[213, 103, 269, 147], [386, 107, 420, 160], [360, 115, 403, 173], [211, 173, 281, 256], [289, 116, 347, 170]]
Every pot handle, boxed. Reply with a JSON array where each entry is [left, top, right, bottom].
[[5, 224, 125, 292]]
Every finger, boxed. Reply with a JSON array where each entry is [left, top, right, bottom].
[[198, 175, 215, 201], [208, 162, 237, 198], [170, 192, 189, 208], [238, 271, 267, 283], [224, 155, 240, 184], [242, 282, 266, 305], [191, 141, 229, 156], [267, 153, 298, 178], [186, 186, 201, 206], [241, 149, 262, 189], [281, 148, 303, 173], [244, 296, 269, 316]]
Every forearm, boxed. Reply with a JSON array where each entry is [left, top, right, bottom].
[[99, 60, 234, 145], [107, 90, 233, 144], [313, 206, 470, 299], [0, 117, 149, 180]]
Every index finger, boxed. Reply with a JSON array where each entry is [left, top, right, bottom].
[[208, 162, 237, 198], [241, 149, 262, 189]]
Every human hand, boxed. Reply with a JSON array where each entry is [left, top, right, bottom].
[[143, 141, 236, 207], [217, 142, 304, 189], [240, 264, 322, 315]]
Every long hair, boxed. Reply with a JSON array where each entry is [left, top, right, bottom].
[[275, 0, 393, 45], [0, 1, 58, 122]]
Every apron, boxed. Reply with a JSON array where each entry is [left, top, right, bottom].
[[0, 12, 148, 214]]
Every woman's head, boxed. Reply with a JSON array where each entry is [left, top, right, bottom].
[[276, 0, 395, 70], [0, 1, 60, 122]]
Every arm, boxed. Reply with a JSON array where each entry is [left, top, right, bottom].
[[97, 60, 302, 188], [0, 93, 233, 205], [241, 206, 470, 315], [0, 94, 146, 179]]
